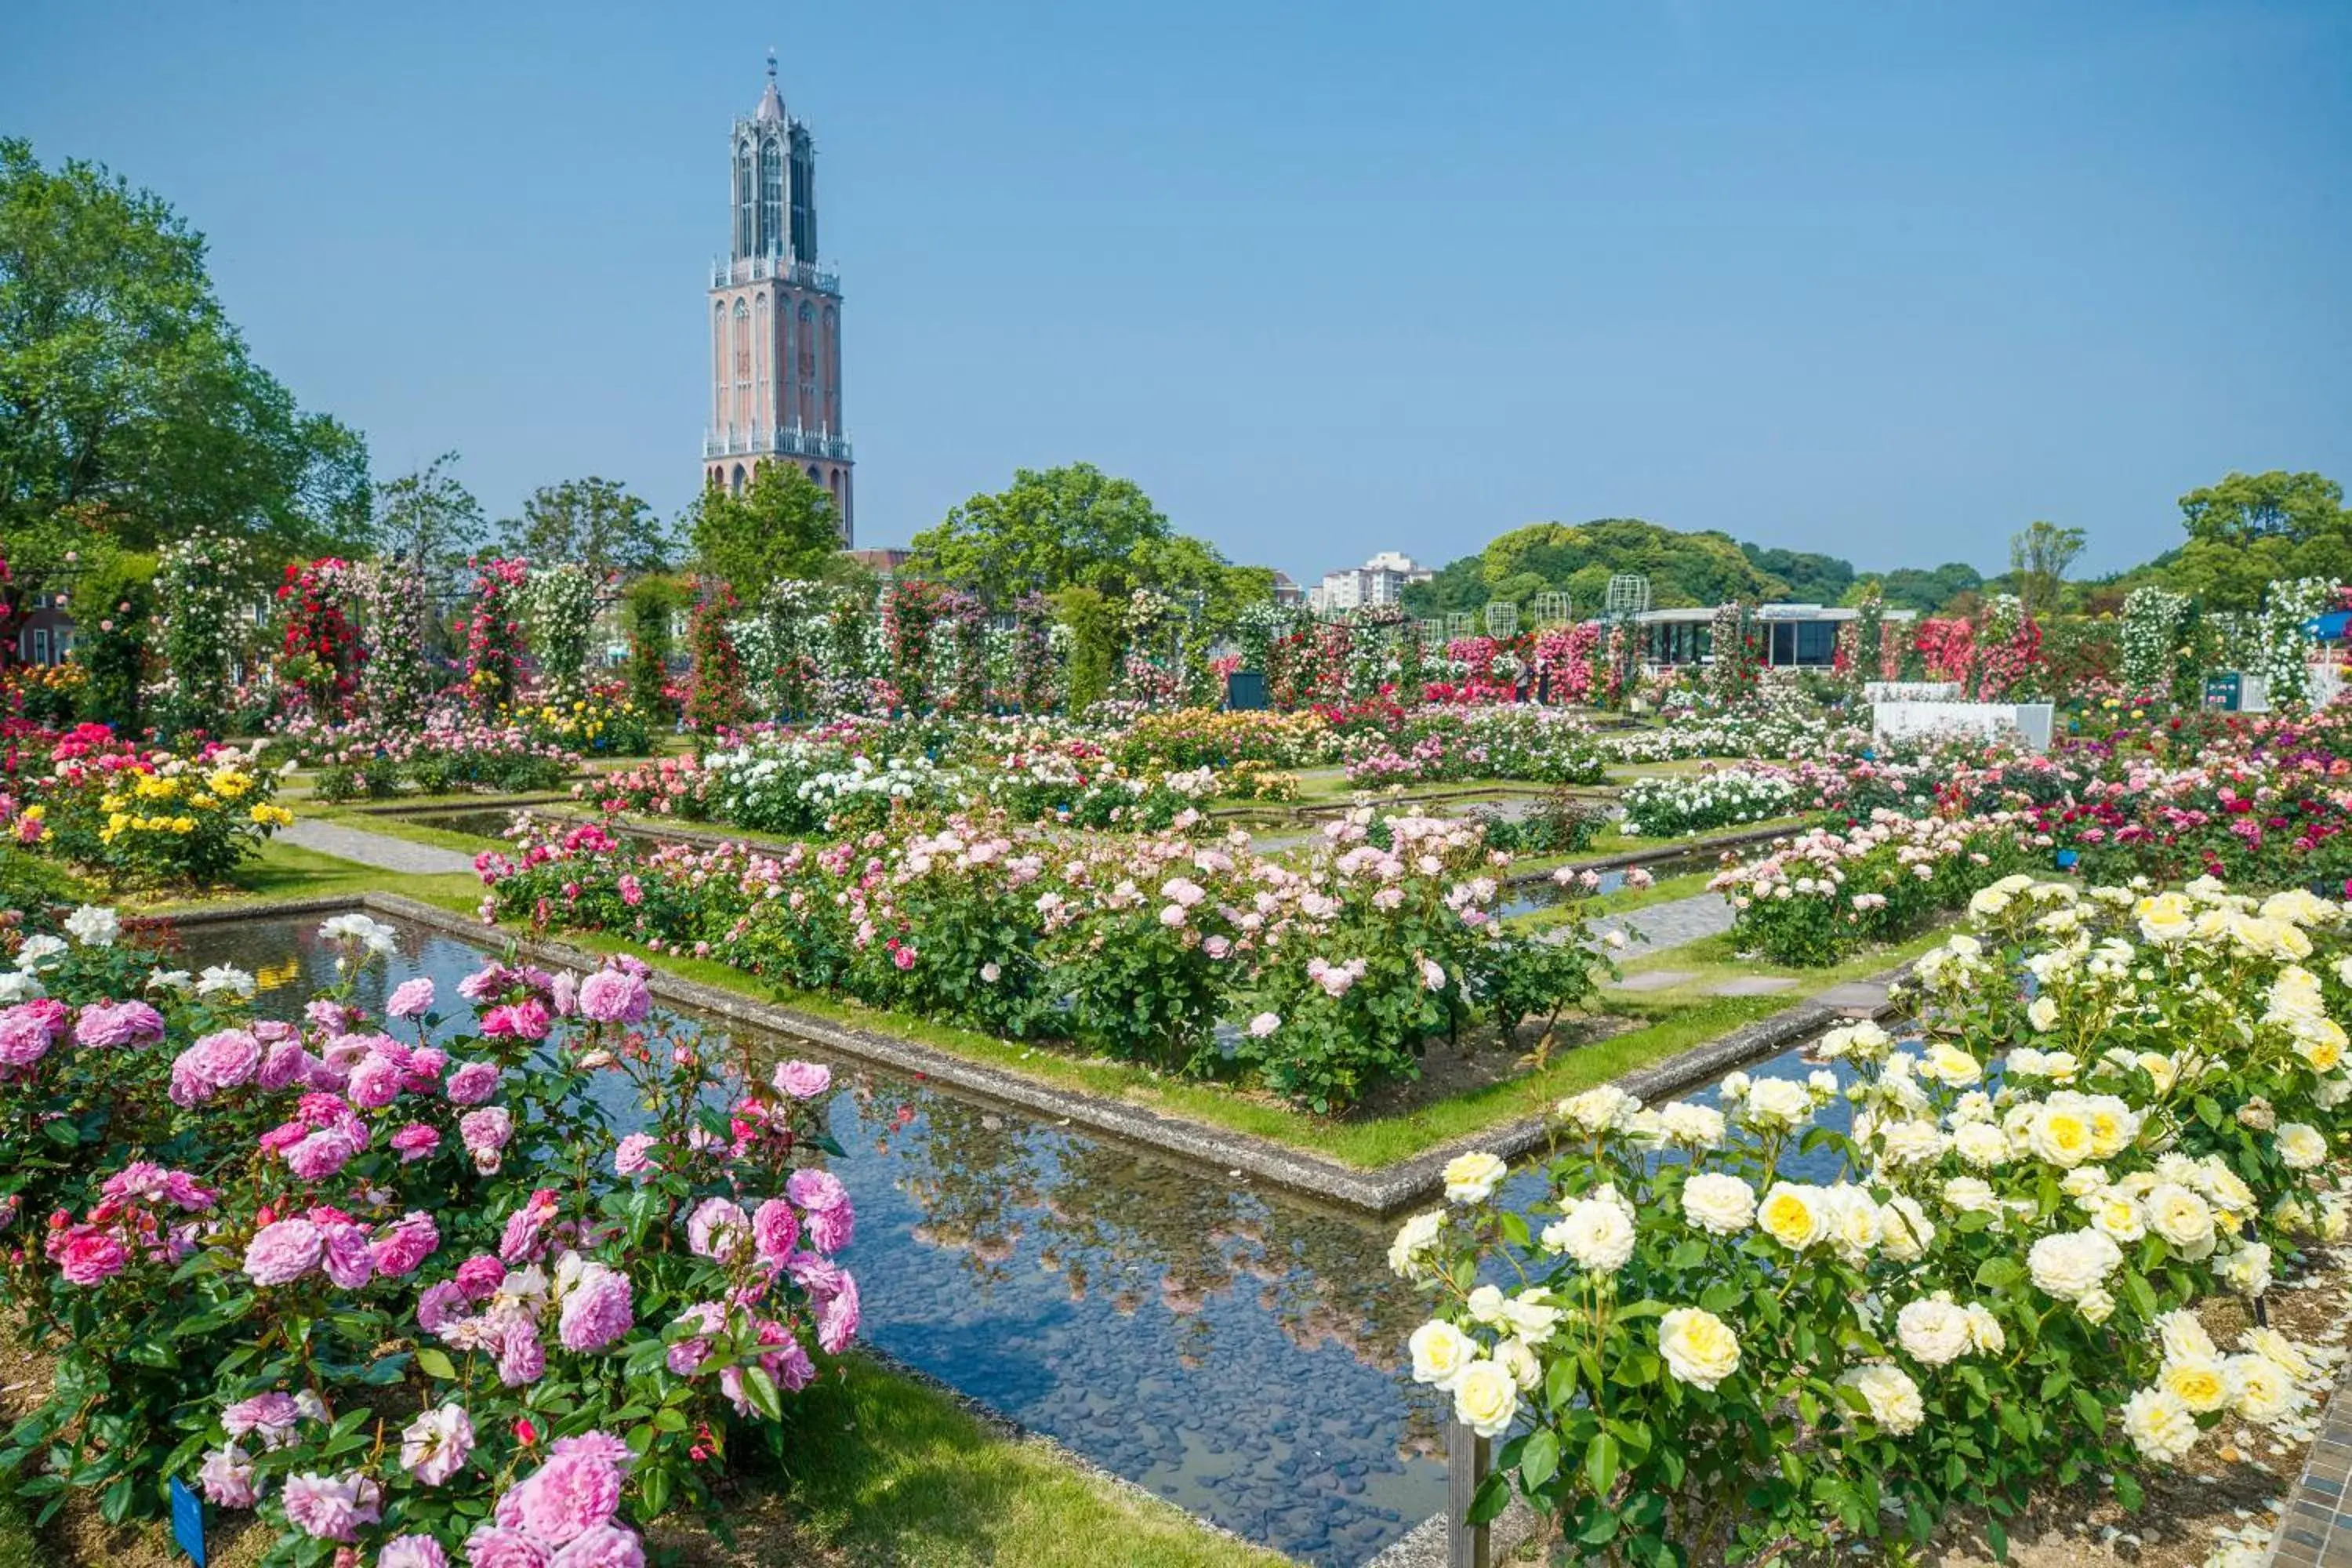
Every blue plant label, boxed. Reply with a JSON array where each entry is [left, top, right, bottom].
[[169, 1474, 207, 1566]]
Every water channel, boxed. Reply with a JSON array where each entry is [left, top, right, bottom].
[[164, 910, 1857, 1565]]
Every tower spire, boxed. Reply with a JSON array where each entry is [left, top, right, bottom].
[[753, 49, 786, 122]]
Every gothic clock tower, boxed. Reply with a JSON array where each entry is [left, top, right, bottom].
[[701, 53, 852, 544]]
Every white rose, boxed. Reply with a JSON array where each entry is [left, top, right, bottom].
[[2156, 1308, 2217, 1364], [2144, 1183, 2216, 1257], [1962, 1303, 2005, 1355], [1657, 1307, 1741, 1391], [2158, 1355, 2232, 1414], [1942, 1176, 2001, 1215], [2217, 1242, 2272, 1298], [2122, 1386, 2199, 1463], [1658, 1101, 1726, 1148], [1741, 1077, 1813, 1131], [1387, 1210, 1444, 1279], [1877, 1195, 1936, 1261], [2277, 1122, 2327, 1170], [1558, 1085, 1641, 1134], [1952, 1123, 2009, 1170], [1409, 1320, 1475, 1389], [1443, 1151, 1508, 1205], [1494, 1337, 1543, 1392], [2227, 1354, 2301, 1424], [2027, 1229, 2121, 1301], [1895, 1298, 1973, 1367], [1837, 1363, 1924, 1435], [1679, 1173, 1757, 1236], [1450, 1358, 1519, 1439], [1542, 1196, 1637, 1274], [2025, 995, 2059, 1033]]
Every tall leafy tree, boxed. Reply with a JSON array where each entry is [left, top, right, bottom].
[[0, 137, 368, 588], [913, 464, 1173, 599], [2169, 470, 2351, 610], [370, 452, 487, 586], [687, 462, 840, 601], [2008, 520, 2085, 618], [498, 476, 670, 575], [1740, 543, 1856, 604]]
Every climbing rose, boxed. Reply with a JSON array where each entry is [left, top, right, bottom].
[[243, 1218, 323, 1285]]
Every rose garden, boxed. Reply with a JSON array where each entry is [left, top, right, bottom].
[[0, 528, 2349, 1568]]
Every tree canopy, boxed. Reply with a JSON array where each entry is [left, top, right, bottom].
[[2008, 520, 2085, 619], [499, 476, 670, 578], [908, 463, 1266, 626], [0, 137, 368, 589], [1740, 543, 1856, 604], [1403, 519, 1786, 619], [370, 452, 487, 586], [688, 461, 841, 601], [2168, 470, 2351, 611]]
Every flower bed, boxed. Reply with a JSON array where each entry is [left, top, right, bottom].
[[14, 726, 291, 887], [278, 712, 583, 802], [473, 807, 1614, 1112], [0, 907, 863, 1561], [1617, 767, 1804, 838], [1396, 877, 2352, 1564]]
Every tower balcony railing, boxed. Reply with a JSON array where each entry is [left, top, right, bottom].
[[702, 424, 855, 463], [710, 254, 841, 293]]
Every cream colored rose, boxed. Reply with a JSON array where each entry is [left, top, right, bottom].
[[1388, 1210, 1444, 1279], [1941, 1176, 2001, 1214], [2027, 1229, 2121, 1301], [2240, 1327, 2318, 1383], [1740, 1076, 1813, 1131], [2145, 1182, 2216, 1256], [2122, 1386, 2199, 1463], [1757, 1182, 1825, 1250], [1443, 1151, 1508, 1205], [1494, 1337, 1542, 1392], [2277, 1122, 2327, 1170], [1877, 1196, 1936, 1262], [2133, 891, 2196, 944], [1952, 1123, 2009, 1170], [1837, 1363, 1924, 1435], [2025, 995, 2059, 1033], [2027, 1105, 2096, 1168], [2089, 1189, 2145, 1243], [2159, 1355, 2231, 1414], [1658, 1100, 1726, 1148], [1657, 1307, 1740, 1391], [1558, 1085, 1639, 1134], [1895, 1298, 1972, 1367], [1451, 1357, 1519, 1438], [2294, 1021, 2347, 1073], [1409, 1319, 1474, 1389], [2218, 1241, 2272, 1298], [1963, 1303, 2005, 1354], [1542, 1195, 1637, 1274], [1679, 1172, 1756, 1236], [2225, 1354, 2300, 1423]]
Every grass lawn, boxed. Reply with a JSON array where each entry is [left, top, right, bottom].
[[1503, 867, 1721, 935]]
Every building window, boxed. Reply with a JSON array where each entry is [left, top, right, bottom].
[[759, 142, 783, 256], [31, 628, 50, 665], [1766, 621, 1838, 666]]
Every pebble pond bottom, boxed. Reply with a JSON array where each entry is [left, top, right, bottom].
[[172, 914, 1456, 1565]]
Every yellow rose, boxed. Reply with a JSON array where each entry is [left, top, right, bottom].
[[1758, 1183, 1824, 1249], [2158, 1356, 2231, 1414], [1658, 1307, 1742, 1390]]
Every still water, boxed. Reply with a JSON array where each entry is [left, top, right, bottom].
[[165, 912, 1857, 1564]]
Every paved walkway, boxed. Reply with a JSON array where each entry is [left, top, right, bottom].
[[278, 818, 479, 876], [2269, 1355, 2352, 1567], [1539, 888, 1737, 956]]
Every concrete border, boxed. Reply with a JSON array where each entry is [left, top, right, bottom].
[[159, 890, 1910, 1219]]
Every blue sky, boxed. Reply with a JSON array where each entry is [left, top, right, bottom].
[[6, 1, 2347, 583]]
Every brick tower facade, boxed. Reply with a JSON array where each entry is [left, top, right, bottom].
[[702, 53, 853, 544]]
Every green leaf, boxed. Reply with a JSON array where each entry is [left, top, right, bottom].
[[1544, 1355, 1579, 1414], [1519, 1428, 1559, 1490], [1467, 1470, 1512, 1525], [416, 1348, 458, 1381], [740, 1365, 783, 1423], [1584, 1431, 1621, 1497]]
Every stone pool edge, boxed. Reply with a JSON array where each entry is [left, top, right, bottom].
[[151, 893, 1912, 1221]]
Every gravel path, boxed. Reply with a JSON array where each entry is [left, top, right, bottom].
[[278, 818, 478, 876]]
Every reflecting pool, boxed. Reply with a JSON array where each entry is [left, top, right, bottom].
[[164, 910, 1862, 1563], [168, 915, 1450, 1565]]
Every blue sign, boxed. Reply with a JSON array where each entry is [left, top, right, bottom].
[[169, 1474, 206, 1566]]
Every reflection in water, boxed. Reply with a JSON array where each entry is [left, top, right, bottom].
[[167, 916, 1454, 1566]]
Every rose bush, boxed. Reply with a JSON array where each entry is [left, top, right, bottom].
[[0, 906, 863, 1560], [1397, 875, 2352, 1563]]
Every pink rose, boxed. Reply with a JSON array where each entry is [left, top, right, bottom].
[[460, 1527, 550, 1568], [244, 1218, 323, 1286], [771, 1060, 832, 1100], [399, 1403, 474, 1486], [611, 1133, 656, 1178], [389, 1123, 441, 1163], [386, 978, 436, 1018], [454, 1253, 506, 1301], [72, 1000, 165, 1048], [576, 968, 650, 1025], [377, 1535, 452, 1568], [318, 1221, 375, 1290], [284, 1127, 358, 1182], [510, 1450, 622, 1544], [445, 1060, 501, 1104], [686, 1198, 750, 1262], [751, 1198, 800, 1263], [370, 1211, 439, 1277], [417, 1279, 470, 1334], [46, 1224, 127, 1285], [280, 1470, 380, 1541], [346, 1054, 403, 1109], [196, 1444, 260, 1508], [556, 1261, 634, 1352]]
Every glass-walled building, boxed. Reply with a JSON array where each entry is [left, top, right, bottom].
[[1634, 604, 1915, 671]]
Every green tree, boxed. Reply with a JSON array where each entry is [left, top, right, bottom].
[[2008, 520, 2086, 619], [0, 138, 369, 589], [371, 452, 487, 586], [2169, 470, 2351, 610], [623, 575, 685, 720], [1055, 586, 1121, 713], [687, 463, 840, 601], [913, 463, 1205, 602], [498, 476, 670, 576], [1740, 543, 1856, 604], [1875, 562, 1985, 615]]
